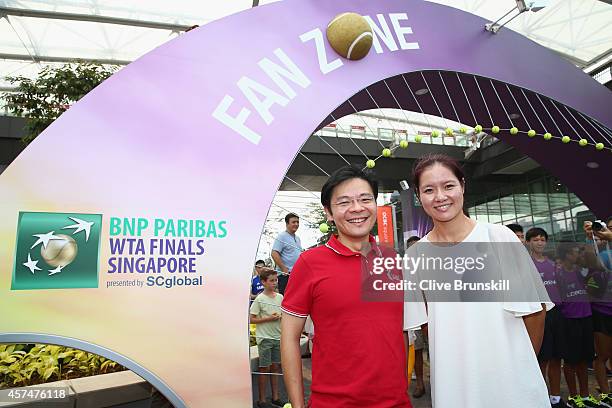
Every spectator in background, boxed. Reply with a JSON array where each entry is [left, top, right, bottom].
[[507, 223, 525, 244], [583, 219, 612, 407], [272, 213, 302, 294], [526, 227, 567, 408], [250, 269, 284, 408], [556, 241, 599, 407], [251, 260, 266, 301], [585, 218, 612, 271], [405, 235, 427, 399]]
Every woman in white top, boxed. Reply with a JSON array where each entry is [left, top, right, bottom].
[[403, 153, 553, 408]]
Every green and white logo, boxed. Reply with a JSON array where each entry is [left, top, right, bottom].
[[12, 212, 102, 290]]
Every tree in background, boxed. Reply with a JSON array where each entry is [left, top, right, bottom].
[[2, 62, 117, 144], [307, 202, 335, 246]]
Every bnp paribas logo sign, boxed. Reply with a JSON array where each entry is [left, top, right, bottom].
[[12, 212, 102, 290]]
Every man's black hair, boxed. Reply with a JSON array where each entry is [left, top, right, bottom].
[[321, 165, 378, 211], [284, 213, 299, 224], [526, 227, 548, 242], [255, 260, 265, 266], [506, 223, 524, 234]]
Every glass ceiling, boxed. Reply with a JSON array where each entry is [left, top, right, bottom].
[[1, 0, 610, 89]]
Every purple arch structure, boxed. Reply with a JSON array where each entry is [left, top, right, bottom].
[[0, 0, 610, 406]]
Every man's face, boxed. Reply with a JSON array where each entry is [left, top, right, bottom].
[[514, 231, 525, 244], [324, 178, 376, 242], [286, 217, 299, 234], [254, 264, 265, 275], [527, 235, 546, 254], [261, 274, 278, 291]]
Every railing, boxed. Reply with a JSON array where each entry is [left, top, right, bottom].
[[314, 125, 474, 147]]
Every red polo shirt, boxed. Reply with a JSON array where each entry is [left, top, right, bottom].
[[281, 235, 411, 408]]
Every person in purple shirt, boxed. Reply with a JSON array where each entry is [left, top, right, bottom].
[[582, 219, 612, 408], [556, 241, 600, 407], [527, 228, 567, 408]]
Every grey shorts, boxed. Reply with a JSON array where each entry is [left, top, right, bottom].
[[258, 339, 281, 367]]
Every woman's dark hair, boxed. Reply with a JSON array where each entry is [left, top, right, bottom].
[[411, 154, 465, 196], [321, 165, 378, 211], [506, 224, 524, 234]]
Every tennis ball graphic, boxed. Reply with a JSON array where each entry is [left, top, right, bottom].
[[41, 234, 78, 267]]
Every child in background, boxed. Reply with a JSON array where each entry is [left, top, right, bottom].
[[526, 227, 568, 408], [250, 269, 284, 408]]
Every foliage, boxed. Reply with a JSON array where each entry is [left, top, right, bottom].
[[0, 344, 125, 389], [307, 202, 335, 245], [249, 324, 257, 347], [2, 62, 117, 144]]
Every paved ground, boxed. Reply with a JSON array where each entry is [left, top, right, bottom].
[[302, 350, 598, 408], [250, 353, 608, 408]]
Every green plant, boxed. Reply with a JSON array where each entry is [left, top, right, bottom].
[[307, 202, 335, 245], [0, 344, 125, 389], [2, 62, 117, 144]]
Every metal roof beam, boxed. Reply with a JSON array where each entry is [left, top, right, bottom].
[[0, 52, 131, 65], [0, 6, 192, 31]]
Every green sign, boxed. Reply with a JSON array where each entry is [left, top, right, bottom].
[[12, 212, 102, 290]]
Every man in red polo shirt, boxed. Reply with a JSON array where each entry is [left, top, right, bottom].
[[281, 165, 413, 408]]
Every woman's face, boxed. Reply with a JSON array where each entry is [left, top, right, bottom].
[[417, 163, 465, 224]]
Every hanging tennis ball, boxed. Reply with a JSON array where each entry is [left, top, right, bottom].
[[382, 148, 391, 157], [366, 159, 375, 168], [527, 129, 536, 137], [319, 223, 329, 233], [579, 139, 588, 147], [399, 140, 408, 148], [510, 127, 518, 135], [415, 134, 423, 143], [460, 127, 467, 134], [491, 126, 500, 134], [474, 125, 483, 133], [543, 132, 552, 140], [561, 136, 571, 143], [431, 130, 440, 138], [596, 143, 604, 151], [283, 404, 292, 408], [445, 127, 453, 136], [326, 13, 373, 60]]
